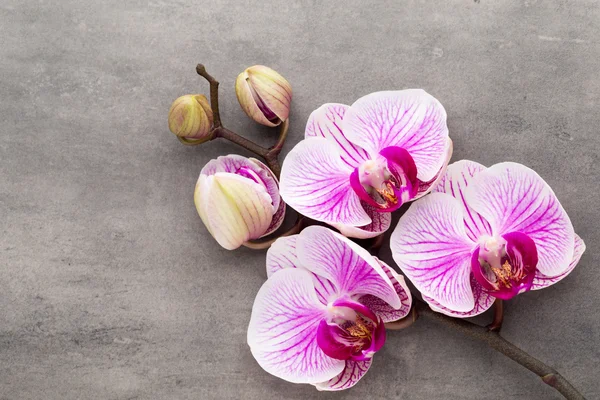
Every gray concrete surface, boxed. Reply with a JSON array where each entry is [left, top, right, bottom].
[[1, 0, 599, 399]]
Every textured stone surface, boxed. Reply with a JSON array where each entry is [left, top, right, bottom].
[[1, 0, 599, 399]]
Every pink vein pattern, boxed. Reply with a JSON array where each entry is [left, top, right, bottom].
[[314, 359, 372, 391], [342, 90, 448, 181], [305, 103, 371, 168], [279, 137, 370, 226], [466, 162, 575, 277], [358, 260, 412, 323], [248, 268, 344, 384]]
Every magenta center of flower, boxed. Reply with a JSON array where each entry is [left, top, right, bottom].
[[316, 299, 385, 361], [471, 232, 538, 300], [349, 146, 419, 212]]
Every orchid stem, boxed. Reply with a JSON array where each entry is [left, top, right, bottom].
[[194, 64, 287, 178], [487, 299, 504, 332], [414, 300, 585, 400]]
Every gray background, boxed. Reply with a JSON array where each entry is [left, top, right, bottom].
[[1, 0, 599, 399]]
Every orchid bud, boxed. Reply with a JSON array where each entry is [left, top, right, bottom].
[[168, 94, 214, 142], [235, 65, 292, 127], [194, 155, 285, 250]]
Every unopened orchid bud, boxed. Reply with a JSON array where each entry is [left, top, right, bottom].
[[168, 94, 214, 141], [235, 65, 292, 127], [194, 155, 285, 250]]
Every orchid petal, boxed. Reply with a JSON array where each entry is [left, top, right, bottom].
[[266, 236, 298, 278], [358, 259, 412, 323], [194, 173, 273, 250], [202, 155, 280, 213], [305, 103, 371, 168], [465, 162, 575, 276], [432, 159, 492, 242], [532, 234, 586, 290], [342, 90, 449, 181], [414, 137, 453, 200], [333, 202, 392, 239], [266, 235, 338, 304], [280, 138, 371, 226], [423, 276, 495, 318], [296, 226, 401, 309], [391, 193, 476, 312], [248, 158, 284, 236], [248, 268, 344, 384], [315, 360, 372, 391]]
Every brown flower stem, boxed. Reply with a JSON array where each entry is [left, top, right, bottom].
[[194, 64, 288, 178], [196, 64, 222, 127], [413, 299, 585, 399], [487, 298, 504, 332]]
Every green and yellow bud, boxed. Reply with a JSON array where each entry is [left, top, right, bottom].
[[235, 65, 292, 127], [168, 94, 214, 142]]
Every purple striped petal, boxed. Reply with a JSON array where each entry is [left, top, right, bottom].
[[248, 268, 344, 384], [266, 235, 298, 277], [423, 276, 494, 318], [432, 159, 492, 242], [358, 259, 412, 323], [465, 162, 575, 277], [532, 234, 586, 290], [391, 193, 476, 312], [296, 226, 401, 309], [314, 359, 372, 391], [333, 202, 392, 239], [342, 90, 449, 182], [305, 103, 371, 168], [414, 137, 453, 200], [266, 235, 338, 305], [280, 138, 371, 226]]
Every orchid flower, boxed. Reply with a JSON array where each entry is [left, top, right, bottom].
[[280, 90, 452, 239], [194, 155, 285, 250], [247, 226, 412, 390], [390, 160, 585, 317]]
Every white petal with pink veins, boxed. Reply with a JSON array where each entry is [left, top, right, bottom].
[[433, 159, 492, 241], [358, 259, 413, 323], [280, 138, 371, 226], [342, 90, 449, 181], [465, 162, 575, 277], [314, 359, 372, 391], [391, 193, 476, 312], [423, 276, 495, 318], [296, 226, 401, 309], [248, 268, 344, 384], [305, 103, 371, 168], [414, 137, 454, 200], [532, 234, 586, 290], [266, 235, 338, 304], [332, 201, 392, 239]]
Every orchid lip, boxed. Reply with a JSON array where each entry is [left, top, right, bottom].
[[317, 298, 385, 361], [349, 146, 419, 212], [471, 231, 538, 300]]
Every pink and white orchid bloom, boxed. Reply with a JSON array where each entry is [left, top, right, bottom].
[[391, 160, 585, 317], [194, 155, 285, 250], [279, 90, 452, 239], [247, 226, 412, 390]]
